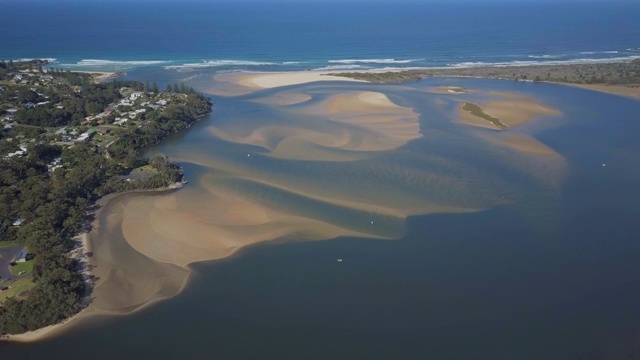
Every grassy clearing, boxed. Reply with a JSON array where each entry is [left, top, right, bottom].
[[131, 165, 158, 175], [0, 277, 36, 304], [10, 261, 34, 276], [462, 102, 508, 130]]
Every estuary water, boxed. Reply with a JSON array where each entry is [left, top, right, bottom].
[[3, 76, 640, 359], [2, 1, 640, 358]]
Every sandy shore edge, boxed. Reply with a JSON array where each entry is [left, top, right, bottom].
[[549, 82, 640, 100], [1, 181, 188, 343]]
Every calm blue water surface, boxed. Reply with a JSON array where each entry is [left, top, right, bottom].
[[2, 2, 640, 359]]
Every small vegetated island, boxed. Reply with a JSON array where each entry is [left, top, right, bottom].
[[0, 60, 211, 336]]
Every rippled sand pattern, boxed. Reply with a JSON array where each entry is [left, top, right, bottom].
[[81, 75, 565, 323], [211, 91, 420, 161]]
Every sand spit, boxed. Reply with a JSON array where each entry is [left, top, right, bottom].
[[210, 71, 365, 96], [120, 183, 376, 267], [554, 83, 640, 100], [237, 71, 366, 89]]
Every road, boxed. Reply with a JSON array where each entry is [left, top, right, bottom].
[[0, 244, 21, 281]]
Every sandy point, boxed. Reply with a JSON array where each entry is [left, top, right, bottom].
[[214, 71, 366, 92]]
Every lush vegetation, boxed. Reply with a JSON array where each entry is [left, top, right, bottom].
[[461, 102, 507, 130], [0, 60, 211, 335], [106, 92, 211, 166], [332, 59, 640, 86], [0, 145, 96, 334]]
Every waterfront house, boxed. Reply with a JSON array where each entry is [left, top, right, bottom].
[[16, 250, 28, 263]]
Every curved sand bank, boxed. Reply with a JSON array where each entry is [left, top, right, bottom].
[[210, 68, 414, 96], [210, 71, 365, 96], [4, 191, 192, 343]]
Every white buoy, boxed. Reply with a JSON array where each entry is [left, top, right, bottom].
[[247, 154, 251, 157], [602, 163, 606, 167], [337, 259, 343, 262], [371, 221, 374, 224]]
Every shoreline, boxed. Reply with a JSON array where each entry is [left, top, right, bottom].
[[546, 82, 640, 100], [1, 90, 210, 341], [1, 180, 190, 343]]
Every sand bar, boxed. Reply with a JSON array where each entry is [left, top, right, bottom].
[[458, 93, 559, 130]]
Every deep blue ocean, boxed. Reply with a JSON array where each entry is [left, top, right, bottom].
[[2, 0, 640, 73]]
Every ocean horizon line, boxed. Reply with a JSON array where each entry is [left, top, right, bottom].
[[12, 53, 637, 73]]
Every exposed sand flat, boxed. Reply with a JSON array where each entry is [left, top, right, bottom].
[[458, 93, 559, 129], [85, 194, 191, 313], [209, 91, 421, 161], [240, 71, 366, 89], [483, 100, 558, 128], [119, 179, 382, 267], [213, 71, 365, 95], [287, 91, 421, 153], [434, 86, 468, 94]]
